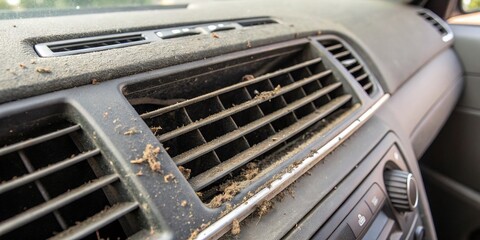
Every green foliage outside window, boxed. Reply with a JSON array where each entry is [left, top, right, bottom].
[[463, 0, 480, 12]]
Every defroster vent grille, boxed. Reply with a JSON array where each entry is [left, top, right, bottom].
[[0, 109, 146, 239], [126, 43, 356, 206], [319, 39, 374, 96]]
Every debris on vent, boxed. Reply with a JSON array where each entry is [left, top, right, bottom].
[[164, 173, 175, 183], [242, 74, 255, 81], [178, 166, 192, 180], [231, 219, 241, 235], [130, 144, 161, 172]]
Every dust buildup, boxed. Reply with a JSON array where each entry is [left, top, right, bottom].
[[255, 85, 281, 100], [178, 166, 192, 180], [257, 200, 273, 217], [187, 222, 211, 240], [207, 182, 242, 208], [241, 162, 259, 180], [231, 219, 241, 235], [130, 144, 161, 172]]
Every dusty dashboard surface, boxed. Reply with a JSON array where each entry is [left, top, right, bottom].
[[0, 0, 462, 239]]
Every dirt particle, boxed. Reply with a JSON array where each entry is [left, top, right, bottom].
[[35, 67, 51, 73], [103, 112, 109, 119], [241, 162, 259, 181], [164, 173, 175, 183], [272, 137, 278, 141], [231, 219, 241, 235], [150, 126, 162, 135], [242, 74, 255, 81], [91, 78, 100, 85], [123, 127, 139, 135], [30, 59, 36, 64], [181, 200, 188, 207], [255, 85, 281, 100], [257, 200, 273, 217], [19, 63, 26, 69], [178, 166, 191, 180], [212, 32, 220, 38], [207, 182, 242, 208], [247, 40, 252, 48], [130, 144, 161, 172]]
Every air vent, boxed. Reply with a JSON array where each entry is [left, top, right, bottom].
[[35, 33, 149, 57], [418, 10, 454, 42], [0, 110, 147, 239], [124, 42, 356, 207], [237, 18, 278, 27], [319, 39, 374, 96]]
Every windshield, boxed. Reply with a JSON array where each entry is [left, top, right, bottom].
[[0, 0, 190, 19]]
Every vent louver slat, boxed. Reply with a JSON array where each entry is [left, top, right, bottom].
[[126, 42, 357, 206], [35, 34, 149, 57], [319, 39, 375, 96], [418, 10, 453, 42], [0, 113, 147, 239]]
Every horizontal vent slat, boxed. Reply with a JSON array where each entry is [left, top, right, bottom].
[[0, 149, 101, 195], [363, 82, 373, 91], [158, 69, 333, 142], [173, 82, 343, 165], [49, 202, 139, 240], [348, 64, 363, 74], [189, 94, 352, 191], [0, 125, 80, 156], [333, 50, 350, 59], [325, 43, 343, 51], [356, 73, 369, 82], [0, 174, 118, 235], [49, 35, 145, 51], [140, 57, 323, 119]]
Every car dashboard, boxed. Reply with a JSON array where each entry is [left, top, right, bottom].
[[0, 0, 463, 239]]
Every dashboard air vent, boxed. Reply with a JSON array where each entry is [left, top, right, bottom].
[[125, 43, 355, 207], [35, 33, 149, 57], [319, 39, 374, 96], [0, 109, 146, 239], [418, 10, 453, 42], [237, 18, 278, 27]]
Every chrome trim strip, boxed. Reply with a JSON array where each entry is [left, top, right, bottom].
[[196, 94, 390, 239]]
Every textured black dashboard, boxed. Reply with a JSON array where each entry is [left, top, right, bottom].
[[0, 0, 450, 103], [0, 0, 464, 239]]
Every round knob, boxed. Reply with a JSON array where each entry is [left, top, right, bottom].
[[384, 169, 418, 212]]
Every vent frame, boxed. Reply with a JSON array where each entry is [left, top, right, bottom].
[[123, 39, 364, 209], [0, 102, 154, 239], [418, 9, 454, 42], [316, 35, 380, 98]]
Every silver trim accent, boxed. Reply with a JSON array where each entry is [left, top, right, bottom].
[[406, 173, 419, 209], [196, 94, 390, 240]]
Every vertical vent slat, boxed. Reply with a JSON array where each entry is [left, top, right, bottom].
[[125, 42, 358, 207], [319, 38, 375, 96]]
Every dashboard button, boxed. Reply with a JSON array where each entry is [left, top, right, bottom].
[[363, 184, 385, 213], [346, 201, 372, 238]]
